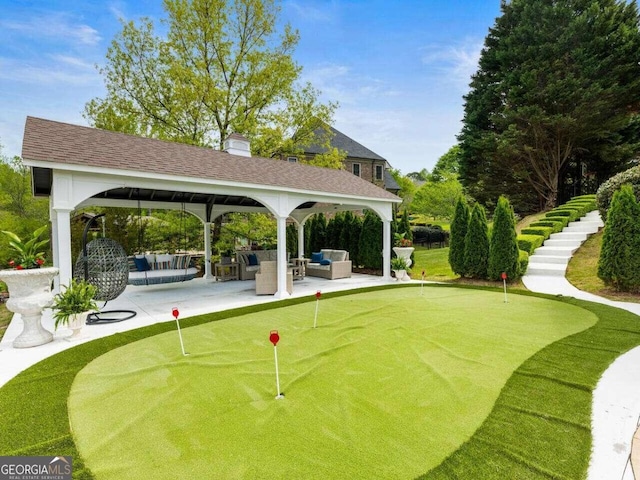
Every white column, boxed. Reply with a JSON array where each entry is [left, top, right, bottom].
[[49, 206, 61, 292], [297, 221, 305, 259], [53, 208, 73, 289], [382, 219, 392, 281], [275, 215, 290, 298], [203, 222, 213, 279]]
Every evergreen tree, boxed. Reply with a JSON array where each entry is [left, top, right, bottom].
[[340, 211, 362, 267], [358, 210, 383, 270], [463, 203, 490, 279], [488, 196, 520, 280], [459, 0, 640, 211], [598, 184, 640, 291], [400, 209, 413, 242], [308, 213, 327, 253], [448, 197, 470, 276], [286, 223, 298, 257]]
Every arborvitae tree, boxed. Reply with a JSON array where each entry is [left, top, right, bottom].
[[448, 197, 470, 276], [598, 184, 640, 291], [488, 195, 520, 280], [400, 208, 413, 242], [340, 211, 362, 267], [358, 210, 383, 270], [463, 203, 490, 279], [308, 213, 327, 253], [286, 223, 298, 257]]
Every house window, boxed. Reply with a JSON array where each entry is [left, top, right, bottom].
[[287, 156, 298, 163], [352, 163, 361, 177], [375, 165, 383, 181]]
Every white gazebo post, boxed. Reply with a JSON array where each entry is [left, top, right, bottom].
[[51, 208, 73, 289], [275, 214, 289, 298], [203, 221, 213, 280], [297, 220, 305, 259], [382, 218, 392, 281]]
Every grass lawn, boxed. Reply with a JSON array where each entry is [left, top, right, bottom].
[[2, 285, 638, 479], [68, 287, 594, 480]]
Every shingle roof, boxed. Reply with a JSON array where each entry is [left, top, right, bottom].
[[305, 126, 386, 161], [22, 117, 399, 202]]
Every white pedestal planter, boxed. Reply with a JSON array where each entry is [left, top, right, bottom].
[[392, 247, 415, 269], [393, 269, 410, 282], [64, 311, 90, 342], [0, 267, 59, 348]]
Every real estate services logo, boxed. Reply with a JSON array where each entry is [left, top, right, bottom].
[[0, 456, 72, 480]]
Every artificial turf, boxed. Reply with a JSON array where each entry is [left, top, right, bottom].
[[68, 288, 593, 479], [0, 284, 638, 479]]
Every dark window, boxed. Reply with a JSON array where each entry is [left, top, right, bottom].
[[287, 156, 298, 163], [375, 165, 383, 181], [352, 163, 361, 177]]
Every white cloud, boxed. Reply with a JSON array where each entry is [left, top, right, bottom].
[[0, 57, 100, 87], [421, 38, 483, 92], [0, 13, 101, 46], [285, 0, 339, 23]]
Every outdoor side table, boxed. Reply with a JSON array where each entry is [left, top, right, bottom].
[[292, 258, 310, 279], [214, 262, 239, 281]]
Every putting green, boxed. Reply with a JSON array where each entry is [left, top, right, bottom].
[[69, 288, 596, 479]]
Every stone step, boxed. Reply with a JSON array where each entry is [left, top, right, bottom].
[[526, 262, 568, 276], [549, 231, 588, 242], [566, 221, 602, 233], [527, 255, 570, 265], [543, 238, 584, 248], [533, 245, 579, 257]]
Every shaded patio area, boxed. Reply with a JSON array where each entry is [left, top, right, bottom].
[[0, 273, 398, 387]]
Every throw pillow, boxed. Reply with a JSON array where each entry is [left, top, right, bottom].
[[320, 258, 332, 265], [133, 256, 151, 272], [248, 253, 258, 266], [311, 252, 324, 263]]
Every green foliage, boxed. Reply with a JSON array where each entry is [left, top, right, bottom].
[[596, 165, 640, 220], [389, 169, 417, 208], [520, 226, 554, 240], [463, 203, 490, 279], [597, 184, 640, 291], [286, 223, 298, 256], [429, 145, 461, 182], [358, 210, 383, 270], [307, 213, 327, 254], [411, 175, 463, 220], [488, 196, 520, 281], [459, 0, 640, 211], [51, 279, 98, 328], [448, 197, 469, 276], [518, 249, 529, 276], [517, 234, 545, 255], [528, 221, 564, 234], [2, 225, 49, 269], [221, 213, 275, 251], [542, 213, 570, 228], [338, 212, 362, 267], [85, 0, 337, 162], [390, 256, 409, 271]]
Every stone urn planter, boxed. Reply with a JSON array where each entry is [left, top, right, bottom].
[[64, 311, 90, 342], [392, 246, 415, 269], [0, 267, 59, 348]]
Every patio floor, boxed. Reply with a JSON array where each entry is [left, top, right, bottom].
[[0, 273, 396, 387]]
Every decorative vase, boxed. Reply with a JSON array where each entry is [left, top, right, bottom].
[[392, 269, 406, 281], [64, 311, 90, 342], [0, 267, 59, 348], [393, 247, 415, 269]]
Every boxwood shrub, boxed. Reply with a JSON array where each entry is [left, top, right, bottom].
[[517, 234, 544, 254], [518, 249, 529, 275], [521, 226, 554, 239], [528, 221, 564, 234], [541, 214, 570, 228], [546, 209, 580, 222], [596, 165, 640, 221]]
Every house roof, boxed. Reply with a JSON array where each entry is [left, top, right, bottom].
[[22, 117, 400, 205], [305, 126, 386, 161]]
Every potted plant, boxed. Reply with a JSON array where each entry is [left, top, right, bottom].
[[0, 225, 59, 348], [52, 279, 98, 340], [391, 256, 410, 281], [2, 225, 49, 269], [393, 233, 415, 269]]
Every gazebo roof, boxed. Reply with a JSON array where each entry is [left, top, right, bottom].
[[22, 117, 400, 206]]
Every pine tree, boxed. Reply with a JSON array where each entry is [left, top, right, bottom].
[[448, 197, 470, 275], [463, 203, 490, 279], [400, 209, 413, 242], [358, 210, 383, 270], [598, 184, 640, 291], [488, 196, 520, 281]]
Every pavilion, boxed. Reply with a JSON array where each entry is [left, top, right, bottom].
[[21, 117, 401, 297]]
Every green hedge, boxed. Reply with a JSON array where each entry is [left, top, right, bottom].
[[545, 209, 580, 222], [518, 249, 529, 275], [517, 234, 544, 254], [542, 214, 570, 228], [521, 226, 554, 240], [528, 221, 564, 234]]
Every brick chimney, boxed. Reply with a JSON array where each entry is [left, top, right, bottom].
[[223, 133, 251, 157]]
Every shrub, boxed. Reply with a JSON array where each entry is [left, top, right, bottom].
[[358, 210, 383, 270], [517, 234, 544, 254], [520, 226, 554, 240], [518, 249, 529, 276], [545, 209, 580, 222], [448, 197, 470, 276], [528, 221, 564, 234], [541, 214, 570, 228], [596, 165, 640, 221], [488, 196, 520, 281], [597, 184, 640, 292], [463, 203, 489, 279]]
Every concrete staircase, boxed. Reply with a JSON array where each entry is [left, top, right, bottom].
[[525, 210, 604, 276]]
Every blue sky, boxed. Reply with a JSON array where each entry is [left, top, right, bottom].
[[0, 0, 501, 174]]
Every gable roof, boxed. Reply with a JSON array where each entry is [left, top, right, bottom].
[[305, 126, 386, 161], [22, 117, 400, 204]]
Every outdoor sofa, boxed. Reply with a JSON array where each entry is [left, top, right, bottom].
[[306, 249, 352, 280]]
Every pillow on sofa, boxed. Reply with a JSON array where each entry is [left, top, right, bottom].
[[248, 253, 259, 266], [311, 252, 324, 263], [320, 258, 332, 265], [134, 256, 151, 272], [329, 250, 346, 262]]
